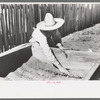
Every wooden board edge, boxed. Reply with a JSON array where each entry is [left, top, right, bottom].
[[0, 43, 31, 57], [83, 63, 100, 80]]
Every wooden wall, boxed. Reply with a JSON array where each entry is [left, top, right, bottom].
[[1, 4, 100, 52]]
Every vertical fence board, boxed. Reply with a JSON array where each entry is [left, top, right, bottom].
[[48, 4, 54, 15], [68, 4, 73, 33], [82, 4, 85, 29], [34, 4, 40, 25], [78, 4, 82, 30], [13, 5, 17, 46], [71, 4, 74, 32], [17, 5, 21, 45], [63, 4, 70, 36], [26, 5, 30, 41], [85, 5, 89, 27], [29, 5, 33, 37], [15, 5, 20, 45], [8, 5, 12, 48], [11, 5, 15, 47], [0, 7, 3, 52], [1, 5, 9, 51], [19, 5, 23, 44], [53, 4, 64, 36], [5, 5, 10, 49], [32, 4, 36, 27], [96, 4, 99, 23], [40, 4, 47, 21], [25, 4, 28, 42], [73, 4, 78, 31], [22, 5, 26, 43], [0, 28, 3, 52], [92, 4, 96, 25]]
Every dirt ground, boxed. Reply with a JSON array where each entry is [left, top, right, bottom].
[[1, 23, 100, 81], [62, 23, 100, 53]]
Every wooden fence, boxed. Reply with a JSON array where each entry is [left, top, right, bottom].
[[1, 4, 100, 52]]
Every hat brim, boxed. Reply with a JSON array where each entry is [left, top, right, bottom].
[[36, 18, 65, 31]]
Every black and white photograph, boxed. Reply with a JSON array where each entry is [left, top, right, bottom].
[[0, 2, 100, 81]]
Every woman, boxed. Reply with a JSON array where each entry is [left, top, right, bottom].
[[29, 13, 70, 75]]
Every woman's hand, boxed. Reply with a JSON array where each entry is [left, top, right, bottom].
[[56, 43, 68, 58], [56, 43, 68, 51]]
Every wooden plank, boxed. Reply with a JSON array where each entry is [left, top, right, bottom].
[[53, 4, 64, 36], [73, 4, 77, 31], [8, 5, 13, 48], [58, 4, 65, 36], [0, 8, 3, 52], [18, 5, 22, 44], [13, 4, 17, 45], [85, 4, 89, 27], [15, 4, 20, 45], [92, 4, 96, 25], [6, 5, 10, 48], [31, 4, 35, 27], [34, 4, 40, 25], [24, 5, 28, 42], [27, 45, 100, 79], [40, 4, 46, 21], [98, 4, 100, 23], [1, 5, 9, 51], [68, 4, 72, 33], [71, 4, 75, 33], [82, 4, 85, 29], [90, 4, 93, 25], [48, 4, 55, 15], [52, 48, 100, 69], [19, 5, 23, 44], [61, 4, 65, 36], [88, 4, 92, 27], [26, 4, 34, 40], [11, 5, 15, 47], [52, 48, 100, 79], [29, 4, 33, 38], [83, 63, 100, 80], [63, 4, 69, 36], [0, 43, 32, 77], [65, 4, 71, 34], [26, 5, 30, 41], [0, 29, 3, 53], [94, 4, 98, 24], [96, 4, 100, 23], [76, 4, 79, 31], [5, 5, 9, 42], [78, 4, 82, 30], [15, 5, 20, 45], [22, 4, 26, 43], [11, 5, 16, 46]]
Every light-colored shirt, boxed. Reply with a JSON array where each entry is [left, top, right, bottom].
[[29, 28, 61, 64]]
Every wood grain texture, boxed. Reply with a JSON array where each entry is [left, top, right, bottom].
[[0, 43, 32, 77], [1, 4, 100, 52]]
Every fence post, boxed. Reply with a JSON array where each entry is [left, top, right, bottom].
[[1, 5, 9, 51], [22, 4, 26, 43], [0, 5, 3, 52]]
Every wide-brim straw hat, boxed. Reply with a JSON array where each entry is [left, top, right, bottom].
[[36, 13, 65, 31]]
